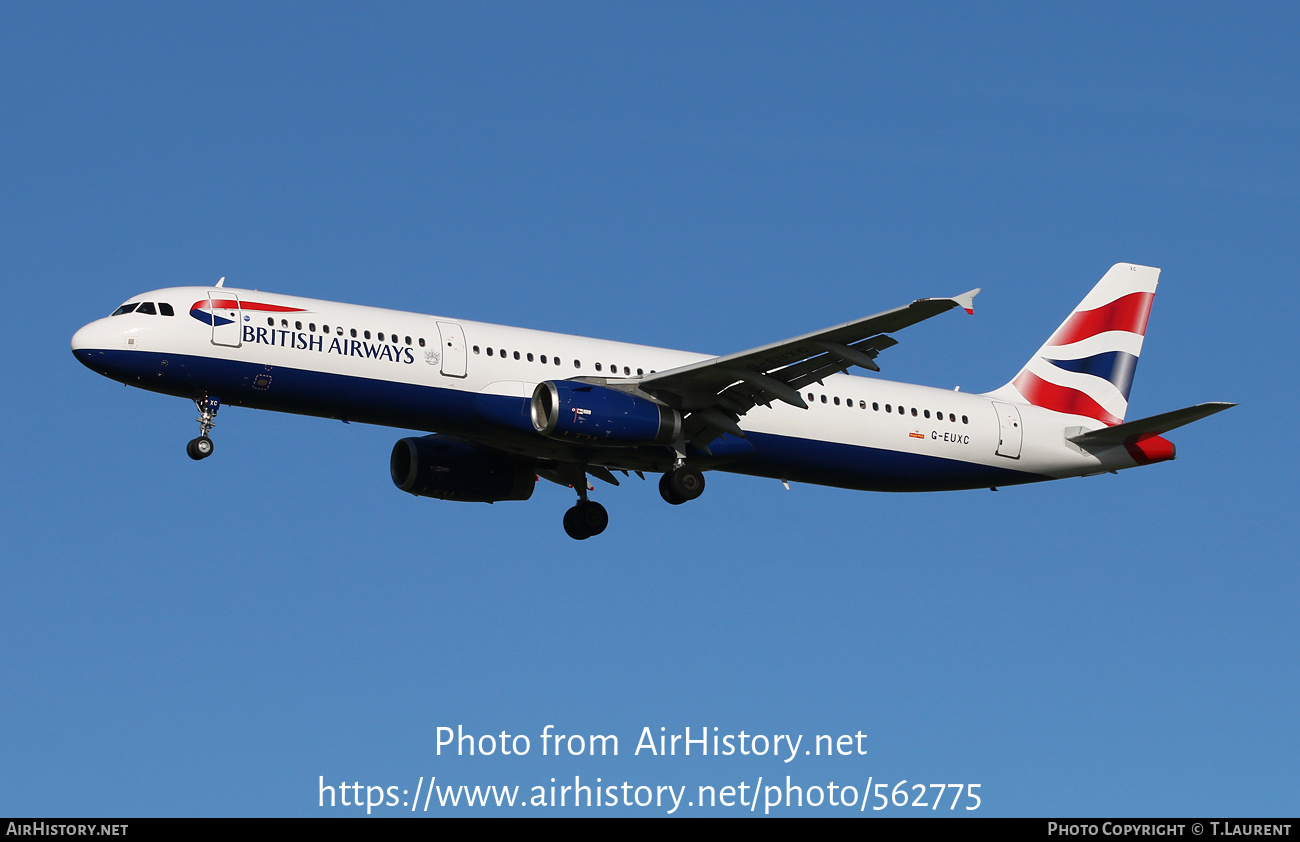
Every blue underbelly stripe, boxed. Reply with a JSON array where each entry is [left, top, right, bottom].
[[76, 348, 1046, 491]]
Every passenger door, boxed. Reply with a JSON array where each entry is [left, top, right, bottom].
[[208, 292, 242, 348], [993, 402, 1023, 458], [436, 321, 467, 378]]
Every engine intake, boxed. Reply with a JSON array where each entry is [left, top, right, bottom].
[[390, 435, 535, 502], [530, 381, 681, 446]]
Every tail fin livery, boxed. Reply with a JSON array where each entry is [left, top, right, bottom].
[[987, 263, 1159, 426]]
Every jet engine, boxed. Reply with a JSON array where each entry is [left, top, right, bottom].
[[530, 381, 681, 446], [390, 434, 535, 502]]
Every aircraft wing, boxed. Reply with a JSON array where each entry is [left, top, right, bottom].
[[636, 289, 980, 446]]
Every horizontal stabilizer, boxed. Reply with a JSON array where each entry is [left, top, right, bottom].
[[1067, 402, 1235, 447]]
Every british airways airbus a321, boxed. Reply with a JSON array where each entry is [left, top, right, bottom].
[[72, 263, 1231, 539]]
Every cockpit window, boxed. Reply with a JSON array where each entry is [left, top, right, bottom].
[[111, 303, 139, 316], [159, 303, 174, 316], [136, 302, 157, 315]]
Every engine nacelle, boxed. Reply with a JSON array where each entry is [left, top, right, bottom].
[[390, 435, 535, 502], [530, 381, 681, 446]]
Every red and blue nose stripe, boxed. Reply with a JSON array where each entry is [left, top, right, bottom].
[[189, 299, 305, 327]]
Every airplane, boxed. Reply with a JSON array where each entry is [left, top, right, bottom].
[[71, 262, 1232, 539]]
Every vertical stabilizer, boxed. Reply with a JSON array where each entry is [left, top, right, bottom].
[[985, 263, 1159, 426]]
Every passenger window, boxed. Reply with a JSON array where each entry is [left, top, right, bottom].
[[596, 363, 603, 371]]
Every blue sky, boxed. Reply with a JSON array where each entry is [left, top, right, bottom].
[[2, 3, 1294, 816]]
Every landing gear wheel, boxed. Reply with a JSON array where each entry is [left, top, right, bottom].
[[563, 500, 609, 540], [563, 507, 583, 539], [659, 473, 685, 505], [579, 501, 608, 536], [660, 467, 705, 504], [187, 435, 214, 461]]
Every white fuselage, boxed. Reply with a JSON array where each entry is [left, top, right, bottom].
[[71, 285, 1149, 494]]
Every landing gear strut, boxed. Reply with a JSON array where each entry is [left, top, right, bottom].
[[659, 466, 705, 505], [187, 396, 220, 461]]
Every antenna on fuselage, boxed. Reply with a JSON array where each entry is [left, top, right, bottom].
[[215, 277, 226, 288]]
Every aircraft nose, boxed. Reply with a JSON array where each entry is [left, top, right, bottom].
[[71, 318, 112, 365], [71, 322, 92, 351]]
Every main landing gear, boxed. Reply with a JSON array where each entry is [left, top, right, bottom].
[[559, 463, 705, 540], [659, 465, 705, 505], [187, 396, 220, 461], [563, 468, 609, 541]]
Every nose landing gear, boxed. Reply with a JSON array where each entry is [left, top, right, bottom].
[[187, 396, 220, 461]]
